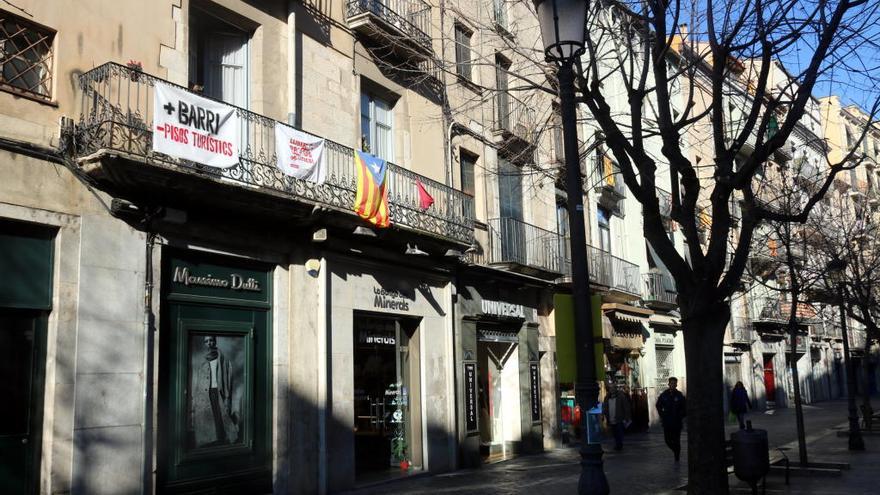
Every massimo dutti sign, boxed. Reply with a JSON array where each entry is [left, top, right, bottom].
[[164, 251, 269, 304], [173, 266, 261, 292]]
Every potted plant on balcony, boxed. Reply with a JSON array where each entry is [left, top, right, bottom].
[[127, 60, 143, 82]]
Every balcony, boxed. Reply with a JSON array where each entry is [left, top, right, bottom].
[[494, 97, 537, 155], [483, 217, 563, 278], [69, 63, 474, 245], [345, 0, 433, 61], [657, 187, 673, 218], [750, 295, 786, 326], [848, 327, 868, 351], [592, 154, 627, 213], [559, 243, 640, 299], [726, 316, 754, 346], [642, 272, 677, 309], [749, 295, 816, 336]]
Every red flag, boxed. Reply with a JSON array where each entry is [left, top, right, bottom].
[[416, 179, 434, 211]]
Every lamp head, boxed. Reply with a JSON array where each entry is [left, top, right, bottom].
[[826, 257, 846, 284], [533, 0, 588, 63]]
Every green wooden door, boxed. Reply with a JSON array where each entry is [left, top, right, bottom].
[[159, 250, 272, 494], [0, 221, 53, 494], [0, 311, 47, 495]]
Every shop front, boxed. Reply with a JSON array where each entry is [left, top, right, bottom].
[[326, 257, 454, 490], [456, 278, 547, 467], [647, 313, 682, 428], [158, 248, 274, 494], [602, 304, 650, 430]]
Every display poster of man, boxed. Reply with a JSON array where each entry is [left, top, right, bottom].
[[188, 334, 245, 449]]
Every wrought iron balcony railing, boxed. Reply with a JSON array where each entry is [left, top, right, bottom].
[[750, 295, 785, 324], [642, 272, 677, 306], [727, 317, 754, 344], [346, 0, 432, 57], [586, 245, 640, 296], [656, 187, 673, 218], [71, 62, 474, 244], [749, 295, 817, 327], [592, 154, 627, 199], [485, 217, 563, 275], [494, 97, 537, 144]]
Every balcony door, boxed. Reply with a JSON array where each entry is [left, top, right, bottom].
[[189, 9, 249, 177], [203, 32, 248, 108], [498, 158, 524, 264]]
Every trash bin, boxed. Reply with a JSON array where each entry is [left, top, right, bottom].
[[731, 421, 769, 491]]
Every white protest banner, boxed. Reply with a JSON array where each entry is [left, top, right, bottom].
[[274, 123, 326, 184], [152, 82, 239, 168]]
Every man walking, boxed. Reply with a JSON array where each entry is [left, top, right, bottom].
[[729, 381, 752, 430], [603, 382, 632, 450], [656, 377, 686, 462]]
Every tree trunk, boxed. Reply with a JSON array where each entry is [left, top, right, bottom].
[[682, 306, 730, 495], [788, 322, 808, 465], [862, 338, 873, 430]]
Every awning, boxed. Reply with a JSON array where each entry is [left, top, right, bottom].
[[605, 309, 648, 350], [649, 313, 681, 328]]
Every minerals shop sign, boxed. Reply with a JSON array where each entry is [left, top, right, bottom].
[[373, 287, 413, 311]]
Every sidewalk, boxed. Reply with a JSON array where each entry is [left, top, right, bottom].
[[341, 399, 879, 494]]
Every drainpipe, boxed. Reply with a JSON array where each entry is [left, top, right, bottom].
[[142, 231, 157, 495], [287, 1, 297, 126]]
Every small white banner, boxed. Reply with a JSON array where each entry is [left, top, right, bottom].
[[274, 123, 326, 184], [152, 82, 239, 168]]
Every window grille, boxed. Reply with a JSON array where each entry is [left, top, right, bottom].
[[655, 347, 673, 385], [1, 13, 54, 100]]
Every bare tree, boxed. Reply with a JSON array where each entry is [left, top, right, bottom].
[[746, 153, 829, 467], [571, 2, 880, 492], [359, 1, 880, 491], [809, 188, 880, 422]]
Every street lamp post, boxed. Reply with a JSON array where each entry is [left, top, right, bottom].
[[826, 258, 865, 450], [533, 2, 609, 493]]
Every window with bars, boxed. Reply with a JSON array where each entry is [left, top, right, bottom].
[[1, 13, 54, 101], [655, 347, 673, 385], [454, 23, 472, 81]]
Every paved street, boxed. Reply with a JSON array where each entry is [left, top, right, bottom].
[[343, 399, 879, 494]]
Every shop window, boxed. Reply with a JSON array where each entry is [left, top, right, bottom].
[[361, 92, 394, 161], [0, 12, 54, 101], [454, 23, 472, 81], [353, 315, 422, 477]]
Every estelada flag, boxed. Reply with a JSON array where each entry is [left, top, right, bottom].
[[416, 179, 434, 211], [353, 150, 391, 227]]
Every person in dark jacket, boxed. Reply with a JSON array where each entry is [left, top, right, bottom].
[[655, 377, 686, 462], [603, 383, 633, 450], [729, 381, 752, 429]]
